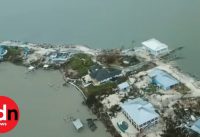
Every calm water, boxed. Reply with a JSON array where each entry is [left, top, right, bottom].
[[0, 63, 111, 137], [0, 1, 200, 136], [0, 0, 200, 77]]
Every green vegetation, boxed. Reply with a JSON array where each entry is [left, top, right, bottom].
[[85, 95, 121, 137], [97, 51, 140, 67], [115, 76, 128, 84], [4, 46, 23, 65], [161, 117, 199, 137], [121, 56, 140, 66], [174, 83, 190, 95], [64, 53, 94, 78], [97, 51, 120, 65], [84, 82, 117, 96], [144, 84, 158, 94]]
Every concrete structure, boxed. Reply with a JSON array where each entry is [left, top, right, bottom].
[[49, 51, 72, 64], [142, 38, 169, 57], [148, 68, 179, 90], [191, 119, 200, 135], [120, 98, 159, 131], [72, 119, 83, 131], [117, 82, 130, 92]]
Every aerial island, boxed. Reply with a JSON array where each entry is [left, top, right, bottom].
[[0, 39, 200, 137]]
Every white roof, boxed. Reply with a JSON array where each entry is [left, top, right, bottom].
[[28, 66, 35, 70], [121, 98, 159, 126], [142, 38, 168, 51], [118, 82, 129, 90], [43, 64, 49, 68], [72, 119, 83, 130]]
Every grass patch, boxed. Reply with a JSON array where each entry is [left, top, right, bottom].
[[97, 51, 121, 65], [174, 83, 190, 95], [84, 82, 117, 96], [4, 46, 23, 65], [64, 53, 94, 78], [144, 84, 158, 93]]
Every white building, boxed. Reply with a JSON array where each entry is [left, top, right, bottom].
[[120, 98, 159, 131], [72, 119, 83, 131], [142, 38, 169, 57], [117, 82, 130, 92]]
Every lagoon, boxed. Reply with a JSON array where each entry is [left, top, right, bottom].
[[0, 63, 111, 137]]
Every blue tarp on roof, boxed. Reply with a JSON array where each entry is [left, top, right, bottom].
[[149, 69, 179, 90], [191, 119, 200, 134]]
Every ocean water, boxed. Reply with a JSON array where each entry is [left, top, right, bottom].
[[0, 63, 111, 137], [0, 0, 200, 77]]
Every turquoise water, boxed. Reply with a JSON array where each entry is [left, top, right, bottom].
[[0, 0, 200, 77]]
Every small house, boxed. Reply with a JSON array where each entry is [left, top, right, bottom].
[[117, 82, 130, 92], [49, 51, 71, 64], [89, 65, 122, 85], [148, 68, 179, 90], [142, 38, 169, 57], [72, 119, 83, 131]]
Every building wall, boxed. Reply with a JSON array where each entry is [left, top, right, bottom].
[[145, 47, 169, 57], [122, 109, 159, 131]]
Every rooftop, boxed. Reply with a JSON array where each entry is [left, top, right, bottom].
[[118, 82, 130, 90], [191, 119, 200, 134], [0, 46, 6, 55], [148, 68, 179, 90], [72, 119, 83, 130], [90, 65, 121, 82], [120, 98, 159, 126], [142, 38, 168, 51]]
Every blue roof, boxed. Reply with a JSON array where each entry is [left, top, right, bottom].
[[191, 119, 200, 134], [120, 98, 159, 126], [149, 69, 179, 90], [0, 46, 6, 55], [23, 47, 30, 53]]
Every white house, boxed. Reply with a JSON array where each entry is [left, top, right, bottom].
[[142, 38, 169, 57], [117, 82, 130, 92], [120, 98, 159, 131]]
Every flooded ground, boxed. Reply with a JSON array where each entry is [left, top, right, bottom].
[[0, 63, 111, 137]]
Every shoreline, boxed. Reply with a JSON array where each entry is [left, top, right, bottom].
[[1, 40, 200, 137]]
